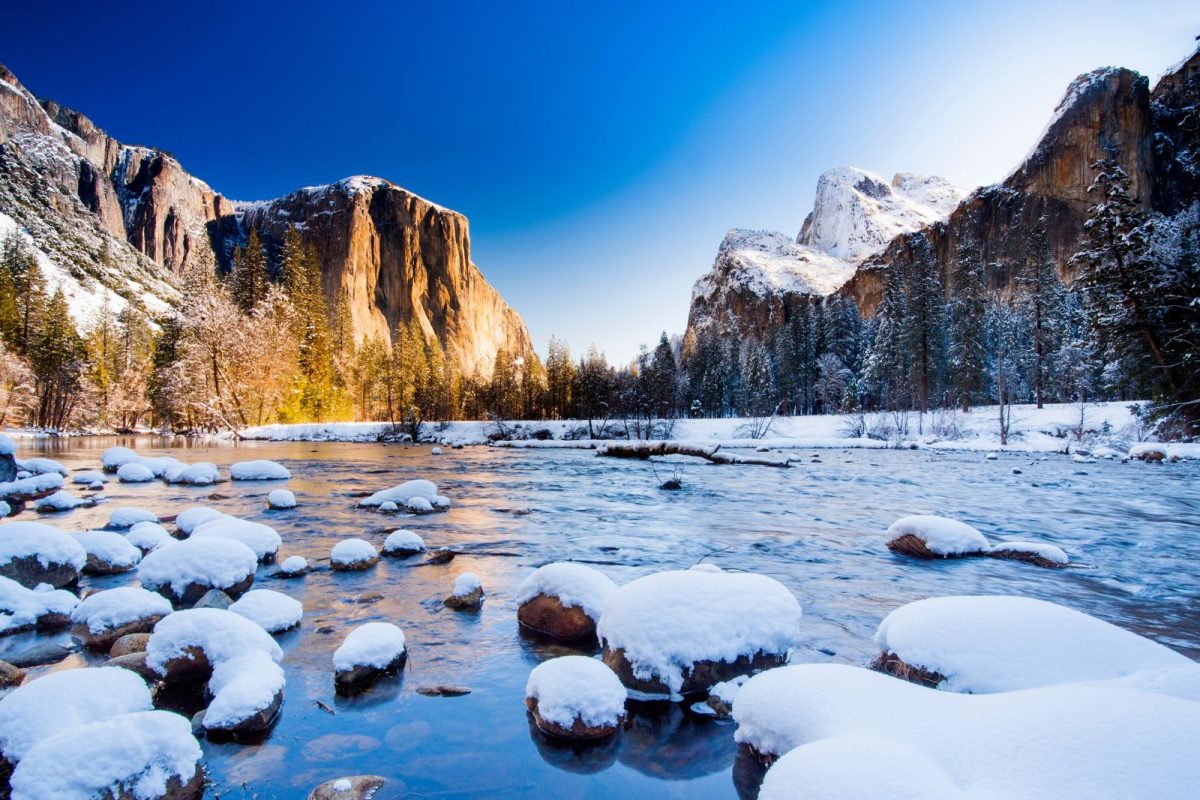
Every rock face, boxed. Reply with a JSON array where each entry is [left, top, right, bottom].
[[843, 53, 1200, 314], [0, 64, 531, 376]]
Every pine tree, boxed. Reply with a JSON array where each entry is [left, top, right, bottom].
[[230, 229, 269, 312], [0, 232, 47, 354], [1019, 218, 1068, 408], [544, 336, 575, 419], [29, 291, 86, 429], [740, 343, 777, 416], [903, 235, 945, 414], [945, 233, 988, 412], [865, 262, 909, 410]]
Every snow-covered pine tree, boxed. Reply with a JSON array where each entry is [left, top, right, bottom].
[[1019, 218, 1068, 408], [865, 261, 909, 411], [945, 231, 988, 412], [903, 234, 945, 415], [229, 228, 269, 312]]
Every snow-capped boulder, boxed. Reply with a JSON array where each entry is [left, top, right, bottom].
[[358, 479, 445, 510], [9, 710, 203, 800], [405, 496, 434, 514], [70, 470, 105, 486], [228, 589, 303, 634], [870, 595, 1193, 694], [431, 447, 442, 455], [32, 490, 95, 513], [229, 460, 290, 481], [107, 507, 160, 530], [1130, 443, 1168, 462], [174, 506, 226, 536], [330, 539, 378, 571], [597, 570, 801, 697], [525, 656, 627, 741], [100, 447, 142, 473], [276, 555, 308, 578], [163, 462, 221, 486], [0, 576, 76, 635], [70, 587, 173, 650], [381, 529, 425, 557], [733, 663, 1200, 797], [266, 489, 296, 510], [16, 458, 65, 477], [116, 462, 155, 483], [988, 540, 1068, 568], [444, 572, 483, 609], [885, 515, 991, 558], [126, 521, 174, 553], [191, 516, 281, 563], [0, 666, 153, 771], [0, 521, 86, 588], [516, 563, 617, 642], [73, 530, 142, 574], [333, 622, 407, 694], [201, 651, 286, 738], [137, 537, 258, 605], [0, 473, 64, 507], [378, 501, 398, 513]]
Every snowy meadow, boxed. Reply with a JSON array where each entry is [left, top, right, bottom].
[[0, 435, 1197, 798]]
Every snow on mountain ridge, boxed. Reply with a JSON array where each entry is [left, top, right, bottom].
[[693, 229, 856, 303], [797, 167, 969, 262]]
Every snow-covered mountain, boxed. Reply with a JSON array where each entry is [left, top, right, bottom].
[[684, 167, 969, 345]]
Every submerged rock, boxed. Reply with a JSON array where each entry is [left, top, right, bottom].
[[308, 775, 386, 800]]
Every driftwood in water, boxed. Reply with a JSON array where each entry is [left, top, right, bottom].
[[596, 441, 790, 468]]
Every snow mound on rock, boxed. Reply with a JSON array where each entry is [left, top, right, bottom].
[[331, 538, 378, 566], [0, 575, 77, 634], [17, 458, 66, 477], [382, 529, 425, 555], [174, 506, 227, 536], [163, 462, 221, 486], [597, 570, 802, 695], [202, 652, 285, 729], [10, 710, 201, 800], [267, 489, 296, 509], [137, 536, 258, 598], [277, 555, 308, 576], [358, 479, 440, 508], [516, 563, 617, 622], [116, 462, 155, 483], [525, 656, 627, 729], [70, 470, 106, 485], [452, 572, 482, 596], [229, 460, 290, 480], [147, 608, 283, 673], [107, 507, 159, 529], [229, 589, 303, 633], [126, 521, 174, 552], [886, 515, 990, 556], [73, 530, 142, 571], [0, 521, 87, 570], [334, 622, 406, 671], [32, 490, 91, 512], [191, 516, 281, 561], [988, 540, 1068, 565], [70, 587, 173, 635], [874, 595, 1192, 694]]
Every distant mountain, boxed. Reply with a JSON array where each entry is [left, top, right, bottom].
[[0, 64, 531, 376], [685, 168, 968, 344]]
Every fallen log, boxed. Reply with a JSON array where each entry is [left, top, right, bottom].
[[595, 441, 790, 468]]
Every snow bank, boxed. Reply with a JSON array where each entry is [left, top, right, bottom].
[[0, 666, 153, 762], [597, 570, 802, 696], [525, 656, 627, 729], [73, 529, 142, 572], [191, 516, 281, 562], [229, 589, 303, 633], [70, 586, 172, 634], [267, 489, 296, 509], [10, 710, 202, 800], [0, 575, 76, 634], [229, 460, 290, 481], [137, 536, 258, 602], [734, 663, 1200, 797], [516, 563, 617, 622], [331, 538, 378, 568], [886, 515, 990, 556], [358, 479, 440, 508], [116, 462, 154, 483], [382, 529, 425, 556], [873, 595, 1192, 693], [333, 622, 406, 671], [107, 507, 159, 529]]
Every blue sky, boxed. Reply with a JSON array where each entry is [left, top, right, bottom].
[[2, 1, 1198, 363]]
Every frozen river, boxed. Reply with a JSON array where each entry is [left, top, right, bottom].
[[7, 437, 1199, 798]]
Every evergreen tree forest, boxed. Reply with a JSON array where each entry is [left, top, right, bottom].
[[1, 161, 1198, 437]]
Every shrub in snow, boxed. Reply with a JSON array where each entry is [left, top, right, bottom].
[[0, 575, 76, 635], [191, 516, 281, 563], [525, 656, 627, 741], [126, 521, 174, 553], [886, 514, 991, 558], [229, 589, 303, 633], [333, 622, 407, 694], [382, 529, 425, 557], [358, 479, 447, 511], [733, 663, 1200, 797], [15, 458, 65, 477], [137, 536, 258, 605], [0, 520, 86, 588], [444, 572, 483, 609], [276, 555, 308, 577], [9, 709, 203, 800], [70, 470, 105, 486], [0, 666, 153, 767], [516, 563, 617, 642], [70, 587, 173, 650], [163, 462, 221, 486], [32, 489, 95, 513], [116, 462, 155, 483], [107, 506, 160, 529], [229, 460, 290, 481], [870, 595, 1193, 694], [597, 569, 801, 698], [267, 489, 296, 509], [174, 506, 226, 536], [73, 529, 142, 575], [147, 608, 285, 736], [330, 538, 379, 571]]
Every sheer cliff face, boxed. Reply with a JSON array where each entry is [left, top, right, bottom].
[[0, 64, 531, 376]]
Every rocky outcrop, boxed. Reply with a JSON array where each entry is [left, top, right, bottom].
[[0, 63, 531, 376]]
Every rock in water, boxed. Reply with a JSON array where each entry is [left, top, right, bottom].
[[334, 622, 407, 695], [308, 775, 386, 800], [444, 573, 483, 610], [331, 539, 379, 572], [525, 656, 626, 742], [515, 563, 616, 642]]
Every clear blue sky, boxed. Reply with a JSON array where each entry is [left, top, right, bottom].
[[2, 1, 1198, 363]]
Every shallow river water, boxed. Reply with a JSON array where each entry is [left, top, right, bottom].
[[6, 438, 1200, 799]]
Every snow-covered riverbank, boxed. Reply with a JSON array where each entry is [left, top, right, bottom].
[[234, 401, 1175, 455]]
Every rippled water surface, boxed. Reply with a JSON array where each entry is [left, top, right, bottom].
[[8, 438, 1200, 798]]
